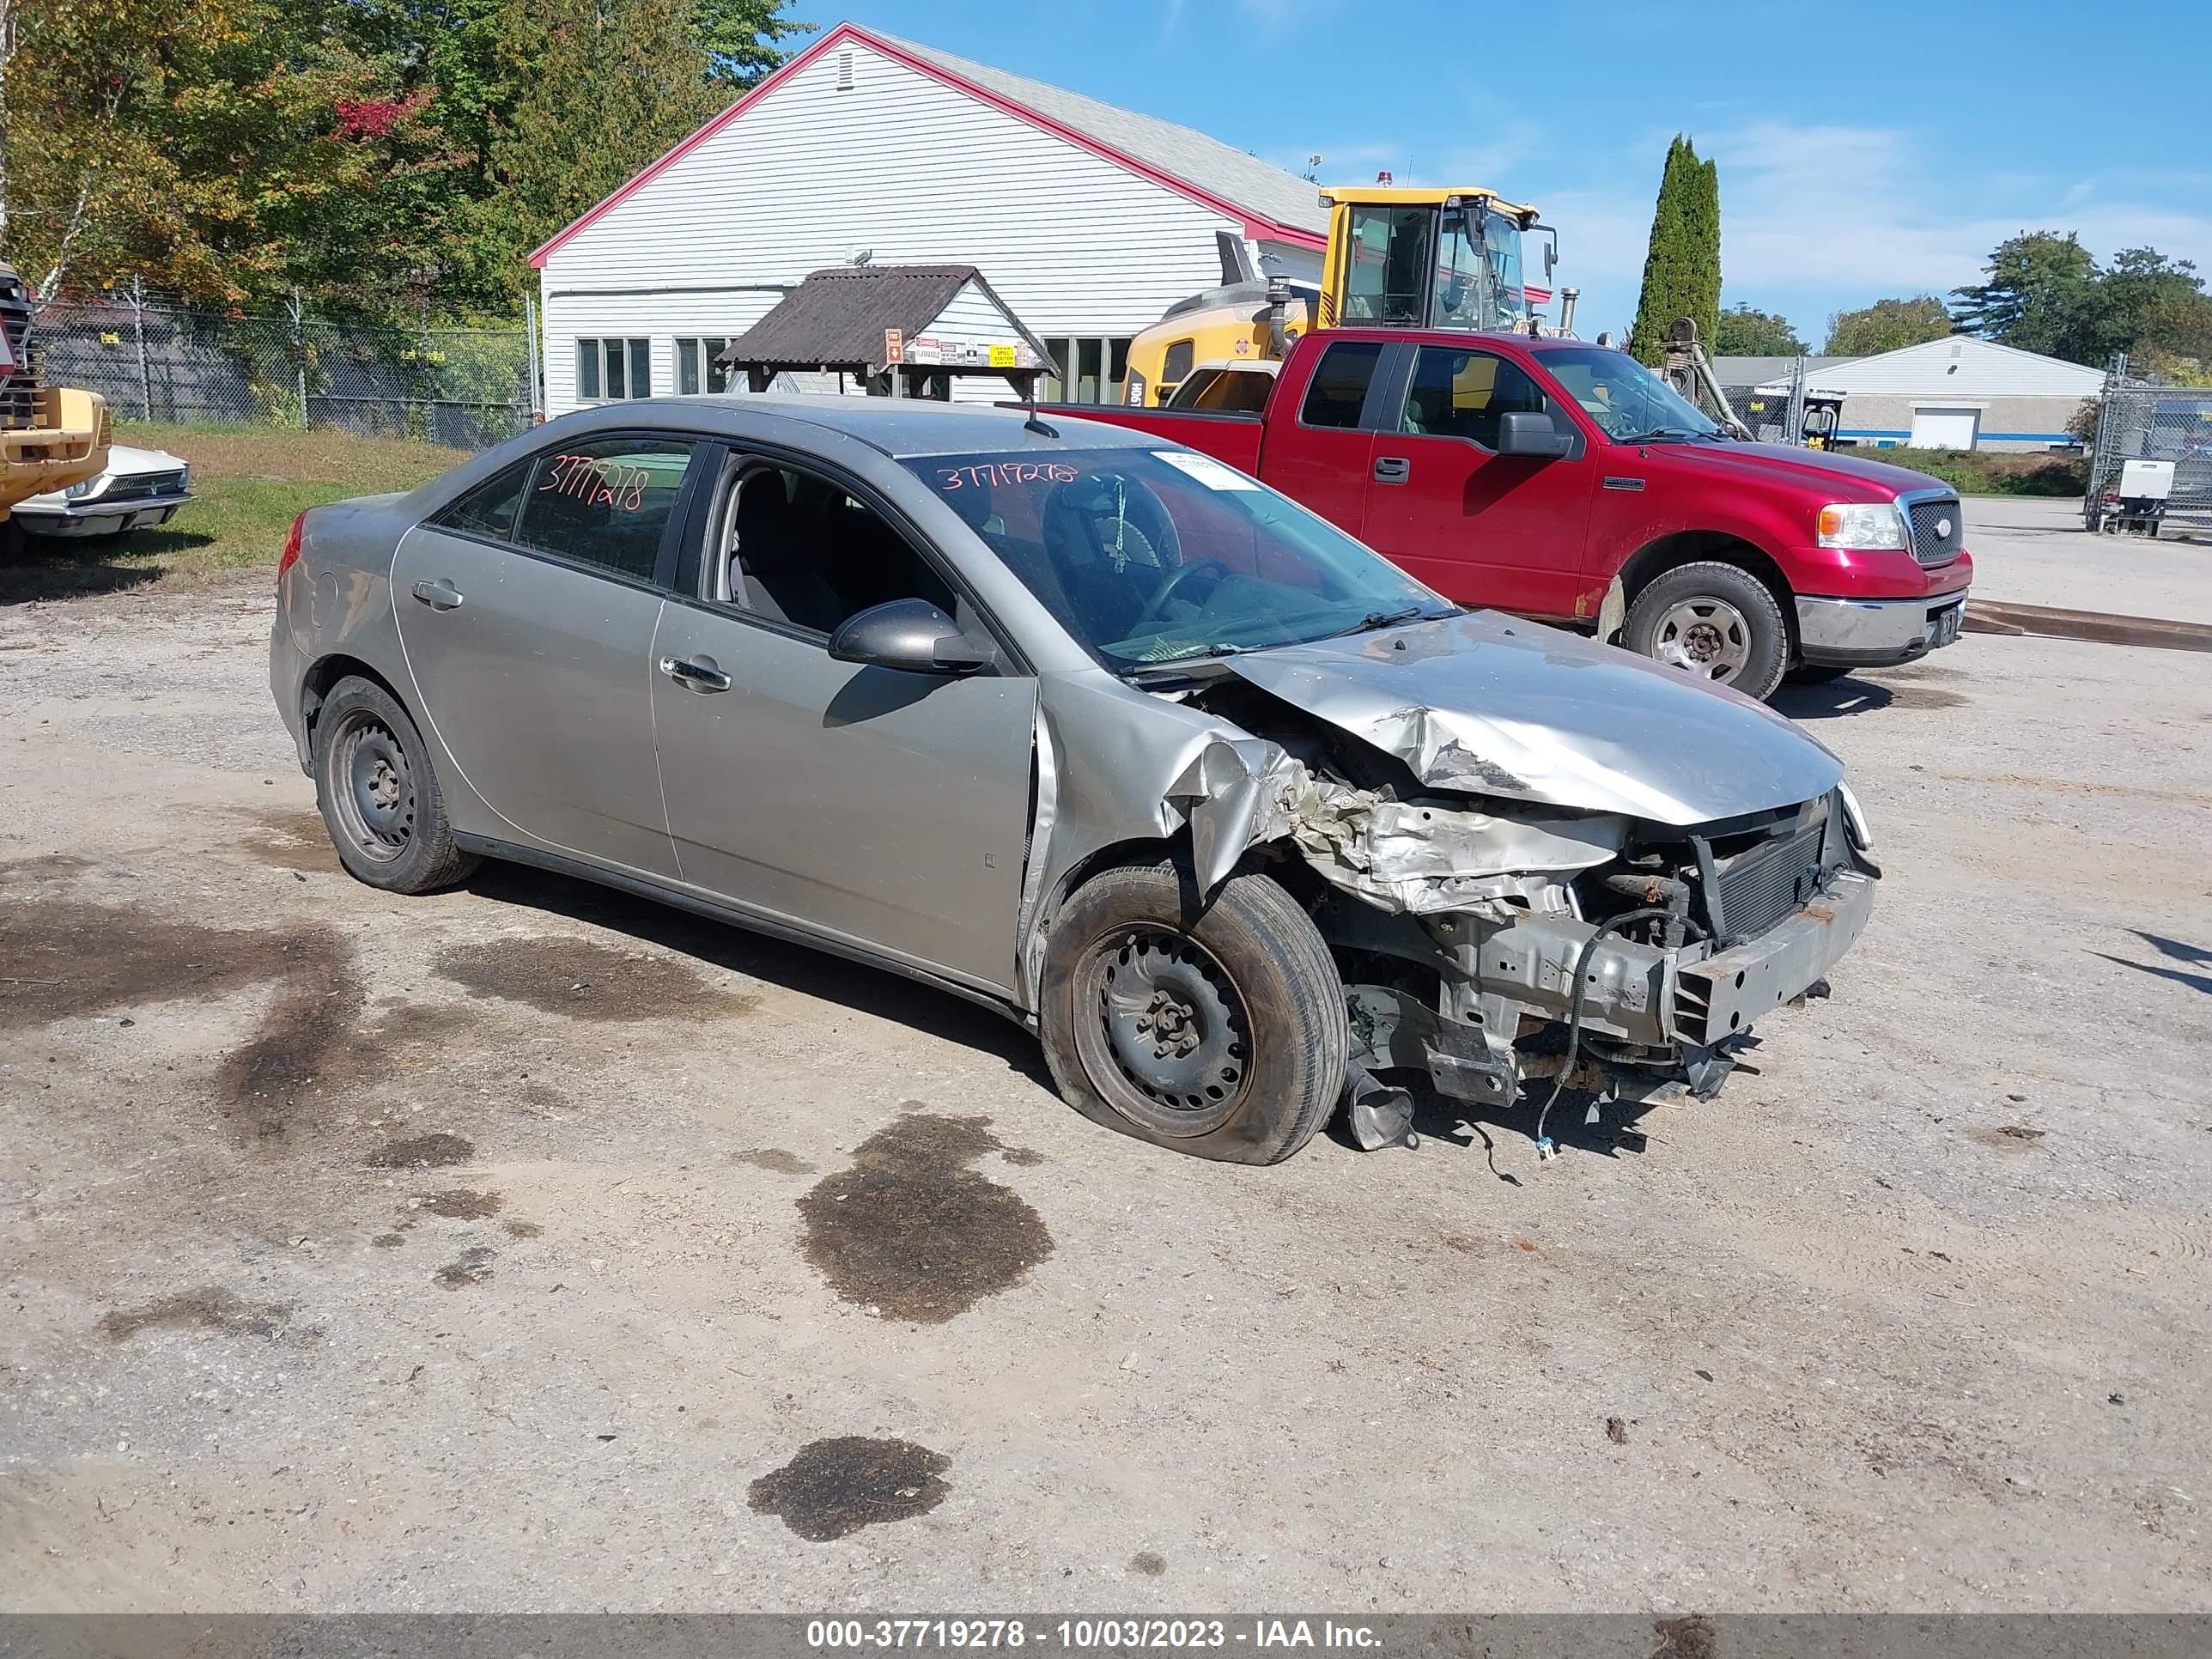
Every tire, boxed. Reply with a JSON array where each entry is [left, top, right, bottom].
[[1786, 664, 1852, 685], [312, 675, 479, 895], [1038, 859, 1347, 1166], [1623, 561, 1790, 701]]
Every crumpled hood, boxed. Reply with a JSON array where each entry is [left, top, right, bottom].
[[1224, 611, 1843, 826]]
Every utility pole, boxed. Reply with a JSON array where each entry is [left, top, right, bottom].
[[290, 289, 309, 430], [130, 275, 151, 422]]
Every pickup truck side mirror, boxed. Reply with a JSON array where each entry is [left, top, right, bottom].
[[828, 598, 997, 675], [1496, 410, 1574, 460]]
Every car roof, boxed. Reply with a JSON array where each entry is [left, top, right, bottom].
[[552, 394, 1159, 460]]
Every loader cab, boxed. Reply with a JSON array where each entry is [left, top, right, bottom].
[[1319, 187, 1547, 336]]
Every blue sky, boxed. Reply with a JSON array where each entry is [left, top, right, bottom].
[[825, 0, 2212, 348]]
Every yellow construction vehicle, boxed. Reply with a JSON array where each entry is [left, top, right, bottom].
[[0, 264, 111, 543], [1123, 185, 1554, 406]]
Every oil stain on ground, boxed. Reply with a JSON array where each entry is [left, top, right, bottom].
[[747, 1436, 951, 1542], [434, 937, 754, 1022], [368, 1133, 476, 1168], [416, 1189, 503, 1219], [798, 1114, 1052, 1323], [1891, 687, 1972, 711], [0, 897, 313, 1031], [735, 1148, 816, 1176], [101, 1286, 309, 1345], [0, 896, 366, 1152]]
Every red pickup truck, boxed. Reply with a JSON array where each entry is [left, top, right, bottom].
[[1067, 328, 1972, 699]]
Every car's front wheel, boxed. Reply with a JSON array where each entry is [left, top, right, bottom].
[[1623, 561, 1790, 700], [1038, 860, 1346, 1165], [313, 675, 479, 895]]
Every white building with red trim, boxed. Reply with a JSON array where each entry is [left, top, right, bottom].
[[529, 21, 1329, 417]]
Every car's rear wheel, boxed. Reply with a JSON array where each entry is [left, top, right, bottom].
[[313, 676, 478, 895], [1039, 860, 1346, 1165], [1624, 561, 1789, 700]]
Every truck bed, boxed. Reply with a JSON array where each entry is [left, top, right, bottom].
[[1026, 403, 1265, 476]]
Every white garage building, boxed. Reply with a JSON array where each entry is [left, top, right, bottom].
[[529, 21, 1331, 417], [1748, 336, 2104, 453]]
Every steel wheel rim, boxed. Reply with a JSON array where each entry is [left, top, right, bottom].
[[1653, 597, 1753, 682], [1070, 925, 1250, 1137], [328, 711, 416, 863]]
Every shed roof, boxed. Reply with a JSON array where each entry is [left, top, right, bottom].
[[719, 264, 1051, 374]]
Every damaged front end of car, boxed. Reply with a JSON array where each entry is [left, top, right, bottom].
[[1131, 617, 1881, 1149]]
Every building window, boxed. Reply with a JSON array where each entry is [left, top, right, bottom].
[[676, 338, 733, 397], [1038, 334, 1135, 404], [576, 338, 652, 401]]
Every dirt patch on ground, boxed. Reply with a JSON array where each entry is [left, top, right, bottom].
[[0, 854, 94, 884], [434, 1246, 497, 1290], [236, 806, 343, 874], [415, 1189, 503, 1219], [747, 1436, 951, 1542], [1969, 1124, 2048, 1152], [366, 1133, 476, 1169], [434, 937, 754, 1022], [734, 1148, 816, 1176], [797, 1113, 1052, 1324], [1890, 687, 1972, 711], [100, 1287, 308, 1345]]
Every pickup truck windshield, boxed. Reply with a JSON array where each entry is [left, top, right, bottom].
[[1539, 346, 1720, 442], [902, 447, 1453, 672]]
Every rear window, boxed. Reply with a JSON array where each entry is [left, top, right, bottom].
[[510, 436, 696, 582], [1184, 368, 1273, 415], [1299, 341, 1382, 429], [432, 461, 531, 540]]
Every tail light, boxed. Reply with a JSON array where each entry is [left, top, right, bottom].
[[277, 512, 305, 584]]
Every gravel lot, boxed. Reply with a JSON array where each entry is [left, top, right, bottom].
[[3, 527, 2209, 1613]]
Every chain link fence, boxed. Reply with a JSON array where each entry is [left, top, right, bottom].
[[2087, 374, 2212, 532], [33, 289, 536, 451]]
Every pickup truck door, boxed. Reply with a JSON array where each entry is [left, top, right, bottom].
[[1358, 343, 1596, 620], [1256, 338, 1394, 539]]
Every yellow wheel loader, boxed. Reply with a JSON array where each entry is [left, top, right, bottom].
[[0, 264, 111, 545], [1124, 185, 1554, 407]]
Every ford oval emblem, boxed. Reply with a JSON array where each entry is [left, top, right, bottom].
[[1936, 515, 1954, 538]]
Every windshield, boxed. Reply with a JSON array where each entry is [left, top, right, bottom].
[[901, 447, 1454, 674], [1432, 205, 1528, 331], [1537, 345, 1720, 441]]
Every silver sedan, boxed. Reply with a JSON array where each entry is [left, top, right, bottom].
[[271, 398, 1877, 1164]]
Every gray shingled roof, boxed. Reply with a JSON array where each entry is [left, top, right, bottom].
[[720, 264, 1050, 374], [877, 30, 1328, 239], [1711, 355, 1859, 388]]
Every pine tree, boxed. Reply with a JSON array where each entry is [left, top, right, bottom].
[[1629, 136, 1722, 366]]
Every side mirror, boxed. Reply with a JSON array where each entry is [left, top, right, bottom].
[[827, 598, 996, 675], [1496, 410, 1573, 459]]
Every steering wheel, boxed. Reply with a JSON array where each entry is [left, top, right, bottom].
[[1133, 557, 1231, 626]]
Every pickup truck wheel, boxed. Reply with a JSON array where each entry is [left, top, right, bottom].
[[313, 676, 479, 895], [1039, 860, 1347, 1166], [1624, 562, 1789, 700]]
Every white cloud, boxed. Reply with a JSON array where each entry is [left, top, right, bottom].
[[1522, 119, 2212, 340]]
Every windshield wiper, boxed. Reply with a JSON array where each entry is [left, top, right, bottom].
[[1615, 426, 1705, 443], [1314, 605, 1445, 641]]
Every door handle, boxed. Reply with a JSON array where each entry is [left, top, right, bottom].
[[1373, 456, 1410, 484], [659, 655, 732, 692], [410, 578, 464, 611]]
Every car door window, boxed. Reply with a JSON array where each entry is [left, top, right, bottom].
[[512, 435, 697, 581], [1299, 341, 1384, 429], [431, 460, 532, 540], [705, 459, 958, 637], [1401, 346, 1550, 448]]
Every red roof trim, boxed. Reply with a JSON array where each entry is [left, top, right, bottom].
[[528, 21, 1327, 270]]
